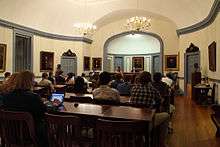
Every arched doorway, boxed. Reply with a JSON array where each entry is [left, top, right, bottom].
[[103, 31, 164, 73]]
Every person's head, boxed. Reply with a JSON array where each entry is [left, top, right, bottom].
[[74, 76, 86, 93], [49, 71, 53, 77], [99, 71, 111, 85], [57, 64, 61, 69], [117, 66, 121, 71], [4, 72, 11, 78], [153, 72, 162, 82], [139, 71, 152, 85], [166, 72, 173, 80], [15, 71, 35, 90], [42, 72, 48, 79], [81, 73, 86, 77], [114, 73, 122, 81], [0, 73, 19, 94]]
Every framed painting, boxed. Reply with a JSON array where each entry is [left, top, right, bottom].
[[0, 44, 6, 72], [132, 57, 144, 72], [40, 51, 54, 72], [84, 56, 90, 71], [165, 54, 179, 71], [92, 58, 102, 70], [208, 41, 216, 72]]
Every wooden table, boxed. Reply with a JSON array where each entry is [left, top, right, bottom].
[[64, 92, 130, 103], [61, 102, 155, 122], [193, 84, 211, 104], [54, 85, 66, 92]]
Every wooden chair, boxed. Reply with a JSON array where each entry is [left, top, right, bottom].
[[45, 113, 81, 147], [68, 96, 93, 103], [96, 119, 148, 147], [211, 105, 220, 137], [0, 110, 38, 147], [208, 83, 216, 104]]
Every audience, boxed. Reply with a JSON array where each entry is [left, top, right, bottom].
[[152, 72, 170, 97], [93, 71, 120, 102], [130, 71, 169, 147], [39, 72, 54, 92], [66, 72, 75, 85], [2, 71, 47, 146], [110, 73, 124, 89], [0, 72, 19, 94], [48, 71, 55, 84], [73, 76, 88, 94], [116, 75, 131, 96], [55, 64, 65, 84], [162, 72, 174, 87], [81, 73, 89, 84]]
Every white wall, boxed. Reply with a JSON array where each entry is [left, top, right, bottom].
[[107, 34, 160, 55]]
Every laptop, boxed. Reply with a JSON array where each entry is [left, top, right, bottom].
[[49, 93, 65, 106]]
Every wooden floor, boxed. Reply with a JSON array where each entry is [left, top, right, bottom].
[[168, 96, 220, 147]]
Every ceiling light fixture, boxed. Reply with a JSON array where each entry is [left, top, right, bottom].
[[125, 0, 151, 31], [74, 0, 97, 36]]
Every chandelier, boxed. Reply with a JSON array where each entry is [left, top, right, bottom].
[[126, 16, 151, 31], [74, 23, 97, 36], [74, 0, 97, 36]]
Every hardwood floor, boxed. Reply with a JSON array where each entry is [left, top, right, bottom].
[[168, 96, 220, 147]]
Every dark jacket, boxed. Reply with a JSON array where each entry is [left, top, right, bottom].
[[2, 89, 46, 125]]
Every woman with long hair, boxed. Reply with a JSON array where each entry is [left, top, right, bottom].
[[2, 71, 47, 146]]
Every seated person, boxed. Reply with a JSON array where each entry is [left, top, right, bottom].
[[48, 71, 55, 84], [73, 76, 88, 95], [3, 71, 11, 83], [66, 72, 75, 85], [152, 72, 170, 97], [130, 71, 169, 147], [116, 76, 131, 96], [0, 73, 19, 95], [39, 72, 54, 92], [55, 70, 65, 85], [162, 73, 174, 87], [2, 71, 47, 146], [81, 73, 89, 84], [93, 72, 120, 102], [110, 73, 124, 89]]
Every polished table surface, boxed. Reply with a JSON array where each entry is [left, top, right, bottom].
[[61, 102, 155, 122], [65, 92, 130, 103]]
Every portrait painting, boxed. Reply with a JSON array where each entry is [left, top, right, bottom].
[[165, 54, 179, 71], [92, 58, 102, 70], [84, 56, 90, 71], [208, 41, 216, 72], [132, 57, 144, 71], [0, 44, 6, 72], [40, 51, 54, 72]]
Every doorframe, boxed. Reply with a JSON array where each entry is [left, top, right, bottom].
[[103, 31, 164, 73], [184, 51, 200, 96], [13, 29, 33, 72]]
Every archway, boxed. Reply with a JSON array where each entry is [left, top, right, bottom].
[[103, 31, 164, 73]]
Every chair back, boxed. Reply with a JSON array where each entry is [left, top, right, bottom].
[[211, 83, 216, 103], [96, 119, 147, 147], [69, 96, 93, 103], [45, 113, 81, 147], [0, 110, 38, 147]]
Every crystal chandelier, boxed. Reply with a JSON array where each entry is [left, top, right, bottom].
[[74, 0, 97, 36], [74, 23, 97, 36], [126, 16, 151, 31], [125, 0, 151, 31]]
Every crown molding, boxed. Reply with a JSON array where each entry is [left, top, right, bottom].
[[177, 0, 220, 36], [0, 19, 93, 44]]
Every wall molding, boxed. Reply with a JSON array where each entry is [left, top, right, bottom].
[[177, 0, 220, 35], [107, 52, 160, 56], [0, 19, 92, 44], [209, 78, 220, 83]]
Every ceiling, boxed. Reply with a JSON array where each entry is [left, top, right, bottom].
[[0, 0, 215, 35]]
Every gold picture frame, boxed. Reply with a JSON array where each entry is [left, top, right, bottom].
[[132, 57, 144, 72], [165, 54, 179, 71], [40, 51, 54, 72], [0, 44, 6, 72], [84, 56, 90, 71], [92, 58, 102, 70]]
